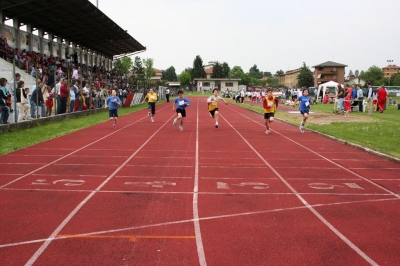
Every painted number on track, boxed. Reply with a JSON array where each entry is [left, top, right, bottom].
[[124, 181, 176, 188], [308, 183, 364, 190], [217, 182, 269, 190], [32, 179, 85, 186]]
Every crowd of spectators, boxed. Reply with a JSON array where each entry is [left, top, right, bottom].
[[1, 33, 137, 124]]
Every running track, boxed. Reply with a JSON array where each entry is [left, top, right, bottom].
[[0, 97, 399, 265]]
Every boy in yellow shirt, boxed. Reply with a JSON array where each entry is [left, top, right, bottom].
[[141, 88, 158, 122], [263, 88, 278, 134], [207, 88, 228, 128]]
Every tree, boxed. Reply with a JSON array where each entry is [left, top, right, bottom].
[[297, 62, 314, 88], [131, 56, 145, 86], [178, 71, 192, 87], [266, 77, 280, 88], [163, 66, 177, 81], [249, 64, 263, 79], [390, 73, 400, 86], [113, 56, 133, 76], [222, 62, 230, 78], [191, 55, 206, 79], [263, 72, 272, 77], [143, 58, 156, 88], [211, 61, 223, 78], [275, 70, 284, 77], [229, 66, 244, 79], [348, 70, 354, 77], [359, 66, 387, 86]]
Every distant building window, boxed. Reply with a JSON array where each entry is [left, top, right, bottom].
[[203, 82, 210, 87], [225, 82, 233, 87]]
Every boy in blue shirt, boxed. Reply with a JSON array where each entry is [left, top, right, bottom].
[[294, 88, 313, 133], [105, 89, 122, 129], [172, 90, 190, 131]]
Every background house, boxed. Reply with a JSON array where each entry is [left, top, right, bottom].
[[313, 61, 347, 87]]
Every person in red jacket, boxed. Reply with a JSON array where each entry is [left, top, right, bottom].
[[59, 79, 69, 114], [377, 85, 388, 113], [263, 88, 279, 134]]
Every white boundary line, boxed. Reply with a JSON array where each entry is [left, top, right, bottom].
[[24, 111, 173, 265], [220, 112, 379, 266], [193, 98, 207, 266]]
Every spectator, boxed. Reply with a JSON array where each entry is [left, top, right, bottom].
[[0, 78, 10, 124], [30, 82, 45, 119], [356, 85, 364, 112], [45, 86, 54, 117], [59, 79, 68, 114]]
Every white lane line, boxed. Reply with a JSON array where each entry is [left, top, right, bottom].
[[220, 113, 379, 266], [116, 175, 192, 179], [24, 114, 175, 266], [3, 197, 398, 250], [194, 98, 207, 266]]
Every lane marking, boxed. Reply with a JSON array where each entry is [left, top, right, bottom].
[[2, 197, 398, 249], [25, 111, 175, 266], [220, 112, 379, 266], [56, 234, 196, 242], [194, 98, 207, 266]]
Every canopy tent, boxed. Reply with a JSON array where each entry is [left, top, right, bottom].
[[317, 81, 343, 99]]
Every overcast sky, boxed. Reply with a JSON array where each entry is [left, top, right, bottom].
[[90, 0, 400, 75]]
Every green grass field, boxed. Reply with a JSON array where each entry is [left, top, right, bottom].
[[1, 94, 399, 159]]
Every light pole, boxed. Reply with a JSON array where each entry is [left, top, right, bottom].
[[387, 60, 393, 87]]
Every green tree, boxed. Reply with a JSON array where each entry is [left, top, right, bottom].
[[390, 73, 400, 86], [178, 71, 192, 87], [297, 62, 314, 88], [163, 66, 177, 81], [131, 56, 145, 86], [263, 72, 272, 77], [249, 64, 263, 79], [222, 62, 230, 78], [143, 58, 156, 88], [359, 66, 387, 86], [266, 77, 280, 88], [191, 55, 206, 79], [229, 66, 244, 79], [211, 61, 223, 78], [275, 70, 284, 77], [113, 56, 133, 76]]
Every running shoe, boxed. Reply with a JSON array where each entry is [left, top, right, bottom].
[[179, 125, 183, 131], [173, 118, 177, 126], [215, 124, 219, 128], [265, 129, 270, 134], [151, 117, 154, 123], [113, 124, 116, 129], [299, 121, 304, 133]]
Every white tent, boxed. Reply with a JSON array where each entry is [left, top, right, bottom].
[[317, 81, 343, 100]]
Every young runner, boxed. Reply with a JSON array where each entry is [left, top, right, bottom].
[[141, 88, 158, 122], [105, 89, 122, 129], [294, 88, 313, 133], [207, 88, 228, 128], [263, 88, 279, 134], [172, 90, 191, 131]]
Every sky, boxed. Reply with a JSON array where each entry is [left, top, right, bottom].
[[89, 0, 400, 75]]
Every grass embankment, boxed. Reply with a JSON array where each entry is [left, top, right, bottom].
[[0, 105, 146, 155]]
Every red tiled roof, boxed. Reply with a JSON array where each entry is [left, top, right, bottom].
[[205, 68, 213, 74]]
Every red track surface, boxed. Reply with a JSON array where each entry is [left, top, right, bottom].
[[1, 97, 399, 265]]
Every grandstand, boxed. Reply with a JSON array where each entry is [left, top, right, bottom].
[[0, 0, 146, 124]]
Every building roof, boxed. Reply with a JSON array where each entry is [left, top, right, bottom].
[[1, 0, 146, 57], [205, 68, 213, 74], [313, 61, 348, 68], [193, 78, 241, 81], [382, 65, 399, 69]]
